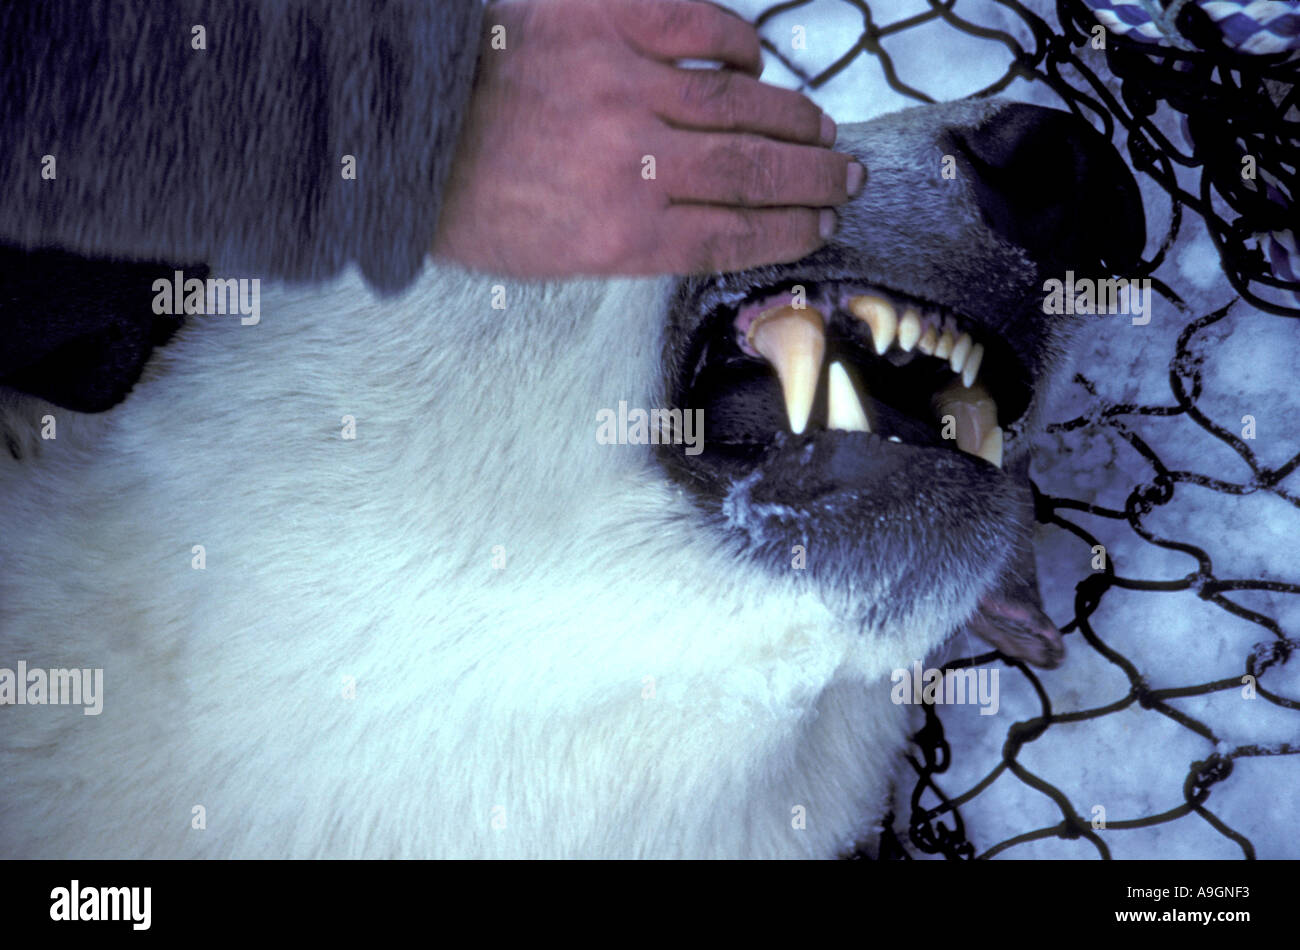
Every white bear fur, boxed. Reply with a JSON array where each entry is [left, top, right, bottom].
[[0, 264, 956, 858]]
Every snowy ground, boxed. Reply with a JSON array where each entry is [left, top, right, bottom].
[[728, 0, 1300, 859]]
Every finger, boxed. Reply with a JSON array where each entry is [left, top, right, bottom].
[[695, 2, 766, 76], [659, 131, 858, 208], [658, 204, 834, 273], [651, 64, 833, 146], [612, 0, 762, 76]]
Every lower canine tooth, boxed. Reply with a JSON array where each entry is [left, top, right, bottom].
[[826, 361, 871, 432], [748, 305, 826, 435], [933, 379, 998, 460], [976, 427, 1004, 467], [848, 295, 896, 355]]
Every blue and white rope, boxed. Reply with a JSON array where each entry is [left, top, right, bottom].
[[1200, 0, 1300, 53], [1083, 0, 1299, 302], [1082, 0, 1300, 53], [1248, 170, 1299, 303]]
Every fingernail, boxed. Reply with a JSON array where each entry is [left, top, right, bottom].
[[846, 162, 865, 197], [820, 113, 837, 147], [819, 208, 837, 240]]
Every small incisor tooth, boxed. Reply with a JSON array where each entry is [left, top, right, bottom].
[[826, 361, 871, 432], [934, 330, 954, 360], [949, 333, 973, 374], [898, 309, 922, 351], [848, 295, 896, 355], [961, 342, 985, 388], [748, 305, 825, 435], [917, 326, 938, 356], [976, 427, 1003, 467]]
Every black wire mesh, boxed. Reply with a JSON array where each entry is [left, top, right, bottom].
[[746, 0, 1300, 859]]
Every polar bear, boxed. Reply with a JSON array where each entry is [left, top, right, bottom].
[[0, 97, 1142, 858]]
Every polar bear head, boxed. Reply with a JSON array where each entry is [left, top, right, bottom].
[[656, 98, 1144, 665]]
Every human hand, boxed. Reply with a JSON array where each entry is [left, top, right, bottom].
[[432, 0, 863, 277]]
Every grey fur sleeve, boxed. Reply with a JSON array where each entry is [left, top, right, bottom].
[[0, 0, 485, 295]]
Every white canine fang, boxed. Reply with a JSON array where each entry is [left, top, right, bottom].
[[826, 361, 871, 432], [747, 304, 826, 435]]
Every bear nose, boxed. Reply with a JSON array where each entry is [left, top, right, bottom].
[[952, 102, 1146, 275]]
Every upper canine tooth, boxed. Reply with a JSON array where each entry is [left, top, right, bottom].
[[917, 326, 938, 356], [826, 361, 871, 432], [748, 305, 826, 435], [961, 342, 985, 388], [848, 295, 896, 355], [898, 310, 922, 351], [976, 426, 1004, 468], [934, 330, 954, 360], [949, 333, 973, 374]]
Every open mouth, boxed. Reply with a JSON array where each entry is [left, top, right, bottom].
[[675, 280, 1035, 477]]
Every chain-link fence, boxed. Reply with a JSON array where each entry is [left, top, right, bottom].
[[743, 0, 1300, 859]]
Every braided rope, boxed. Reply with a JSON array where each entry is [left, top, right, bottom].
[[1080, 0, 1300, 300], [1082, 0, 1300, 53]]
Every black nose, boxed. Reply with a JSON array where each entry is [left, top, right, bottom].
[[951, 103, 1146, 274]]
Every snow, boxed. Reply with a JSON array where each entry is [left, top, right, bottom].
[[730, 0, 1300, 859]]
